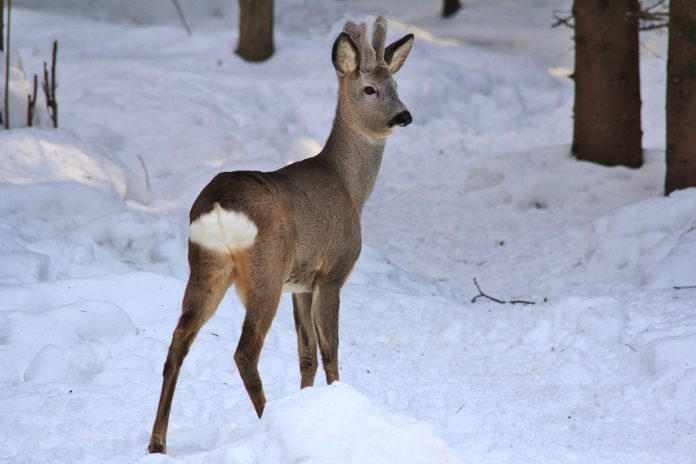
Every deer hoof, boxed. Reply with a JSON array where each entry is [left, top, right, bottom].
[[147, 441, 166, 454]]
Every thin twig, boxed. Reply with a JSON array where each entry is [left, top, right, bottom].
[[640, 22, 668, 32], [136, 153, 151, 191], [50, 40, 57, 127], [509, 299, 536, 306], [26, 73, 36, 126], [1, 0, 4, 52], [42, 40, 58, 128], [673, 285, 696, 290], [551, 12, 574, 29], [3, 0, 10, 129], [471, 278, 507, 304], [625, 343, 637, 352], [170, 0, 191, 36], [634, 0, 668, 31], [471, 278, 537, 306]]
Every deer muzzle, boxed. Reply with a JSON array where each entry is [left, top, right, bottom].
[[388, 110, 412, 128]]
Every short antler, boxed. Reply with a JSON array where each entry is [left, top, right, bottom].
[[343, 17, 389, 72], [372, 16, 387, 65]]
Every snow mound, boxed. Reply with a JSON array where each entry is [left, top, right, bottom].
[[0, 129, 146, 202], [1, 287, 138, 386], [455, 147, 660, 214], [46, 300, 138, 343], [250, 382, 460, 464], [585, 188, 696, 289]]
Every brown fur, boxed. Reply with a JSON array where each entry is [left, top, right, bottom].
[[148, 16, 414, 454]]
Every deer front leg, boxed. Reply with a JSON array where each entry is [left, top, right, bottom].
[[148, 250, 232, 454], [293, 292, 318, 388], [312, 283, 341, 384], [234, 285, 282, 418]]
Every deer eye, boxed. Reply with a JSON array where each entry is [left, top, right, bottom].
[[363, 86, 376, 95]]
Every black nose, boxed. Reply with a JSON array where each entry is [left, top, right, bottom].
[[389, 110, 412, 128]]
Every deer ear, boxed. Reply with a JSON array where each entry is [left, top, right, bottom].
[[384, 33, 414, 74], [332, 32, 360, 76]]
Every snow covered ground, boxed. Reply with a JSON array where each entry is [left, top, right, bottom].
[[1, 1, 695, 462]]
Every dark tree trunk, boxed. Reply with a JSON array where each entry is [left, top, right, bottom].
[[236, 0, 273, 62], [665, 0, 696, 195], [442, 0, 461, 18], [572, 0, 642, 168]]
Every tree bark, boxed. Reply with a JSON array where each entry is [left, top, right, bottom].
[[665, 0, 696, 194], [236, 0, 273, 62], [442, 0, 461, 18], [572, 0, 642, 168]]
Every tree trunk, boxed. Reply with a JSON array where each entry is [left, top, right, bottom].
[[442, 0, 461, 18], [665, 0, 696, 195], [572, 0, 642, 168], [236, 0, 273, 62]]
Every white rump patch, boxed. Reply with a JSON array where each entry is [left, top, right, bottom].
[[282, 282, 311, 294], [189, 203, 258, 253]]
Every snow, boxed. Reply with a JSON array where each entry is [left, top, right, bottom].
[[2, 1, 695, 463]]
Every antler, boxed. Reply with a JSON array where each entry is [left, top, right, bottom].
[[343, 16, 388, 72], [372, 16, 387, 65]]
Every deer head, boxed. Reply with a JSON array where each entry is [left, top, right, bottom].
[[331, 16, 414, 139]]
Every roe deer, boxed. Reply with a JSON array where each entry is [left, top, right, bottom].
[[148, 16, 413, 454]]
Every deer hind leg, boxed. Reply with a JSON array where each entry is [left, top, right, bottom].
[[293, 292, 318, 388], [234, 282, 282, 418], [148, 246, 233, 454], [312, 284, 341, 384]]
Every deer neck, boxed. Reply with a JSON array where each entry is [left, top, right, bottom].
[[319, 105, 386, 214]]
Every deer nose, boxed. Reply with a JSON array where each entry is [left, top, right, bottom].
[[389, 110, 412, 127]]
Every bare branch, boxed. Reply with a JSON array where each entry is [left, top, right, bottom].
[[136, 153, 151, 191], [42, 40, 58, 128], [551, 11, 574, 29], [553, 2, 668, 31], [26, 73, 37, 126], [636, 0, 668, 31], [3, 0, 10, 129], [509, 299, 536, 306], [471, 278, 507, 304], [1, 0, 4, 52], [471, 278, 538, 306], [673, 285, 696, 290], [170, 0, 191, 36]]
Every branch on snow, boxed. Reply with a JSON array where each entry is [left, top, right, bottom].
[[470, 278, 537, 306]]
